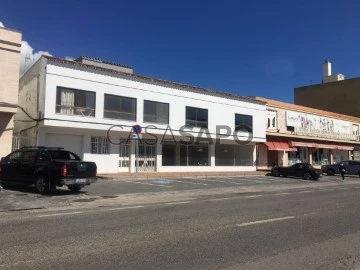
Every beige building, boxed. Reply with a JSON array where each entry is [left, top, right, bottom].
[[0, 26, 22, 157], [294, 60, 360, 118], [255, 97, 360, 169]]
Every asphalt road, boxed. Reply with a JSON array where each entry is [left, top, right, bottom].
[[2, 175, 360, 269]]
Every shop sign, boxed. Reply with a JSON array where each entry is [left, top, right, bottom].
[[294, 127, 358, 141], [286, 111, 358, 141]]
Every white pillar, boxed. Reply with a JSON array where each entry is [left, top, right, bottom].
[[130, 139, 136, 173], [156, 142, 162, 172], [210, 144, 215, 167]]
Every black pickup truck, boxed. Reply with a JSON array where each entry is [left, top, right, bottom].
[[0, 147, 97, 194]]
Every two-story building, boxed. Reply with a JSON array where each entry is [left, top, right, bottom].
[[255, 97, 360, 169], [0, 26, 22, 157], [14, 56, 266, 174]]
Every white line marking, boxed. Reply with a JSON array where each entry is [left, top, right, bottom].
[[170, 180, 208, 186], [303, 212, 317, 216], [245, 195, 263, 198], [298, 190, 315, 193], [38, 211, 83, 218], [236, 216, 295, 227], [274, 192, 290, 195], [108, 206, 144, 211], [165, 201, 190, 205], [208, 198, 231, 201], [204, 179, 245, 185], [123, 180, 172, 188]]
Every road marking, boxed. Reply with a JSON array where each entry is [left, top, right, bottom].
[[123, 180, 172, 188], [236, 216, 295, 227], [204, 179, 245, 185], [170, 179, 208, 186], [165, 201, 190, 205], [274, 192, 290, 195], [108, 206, 144, 211], [303, 212, 317, 216], [208, 197, 231, 201], [298, 190, 315, 193], [245, 195, 263, 198], [38, 211, 83, 218]]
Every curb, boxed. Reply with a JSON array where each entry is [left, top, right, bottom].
[[97, 172, 270, 181], [0, 207, 45, 213]]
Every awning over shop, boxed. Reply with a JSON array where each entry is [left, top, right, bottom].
[[289, 141, 354, 151], [265, 141, 297, 151]]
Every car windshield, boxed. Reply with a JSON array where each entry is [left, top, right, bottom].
[[47, 150, 80, 160]]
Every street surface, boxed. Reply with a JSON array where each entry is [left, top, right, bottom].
[[2, 174, 360, 269]]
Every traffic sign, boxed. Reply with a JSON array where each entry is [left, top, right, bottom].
[[132, 124, 142, 134]]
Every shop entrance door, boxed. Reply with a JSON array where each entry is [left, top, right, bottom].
[[267, 150, 279, 166]]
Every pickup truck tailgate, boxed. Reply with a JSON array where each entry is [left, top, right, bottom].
[[65, 161, 97, 178]]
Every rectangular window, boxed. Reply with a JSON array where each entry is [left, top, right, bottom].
[[215, 144, 235, 166], [144, 100, 169, 124], [91, 137, 110, 154], [235, 114, 253, 132], [104, 94, 136, 121], [56, 87, 95, 117], [162, 143, 176, 166], [186, 106, 208, 128], [287, 126, 295, 132], [215, 144, 254, 166]]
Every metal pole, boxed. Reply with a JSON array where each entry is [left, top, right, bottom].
[[136, 139, 139, 173]]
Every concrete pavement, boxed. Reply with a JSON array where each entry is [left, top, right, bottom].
[[2, 185, 360, 269]]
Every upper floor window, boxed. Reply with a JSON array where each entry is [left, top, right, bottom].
[[353, 124, 359, 136], [144, 100, 169, 124], [235, 114, 253, 132], [104, 94, 136, 121], [56, 87, 95, 117], [266, 110, 277, 130], [186, 106, 208, 128]]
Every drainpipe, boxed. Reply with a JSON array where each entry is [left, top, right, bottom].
[[36, 74, 40, 145]]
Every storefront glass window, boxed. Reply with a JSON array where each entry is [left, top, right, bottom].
[[215, 144, 235, 166], [234, 145, 253, 166], [312, 148, 330, 165], [288, 147, 308, 165]]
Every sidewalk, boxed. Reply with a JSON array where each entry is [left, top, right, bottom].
[[0, 188, 72, 212], [97, 170, 271, 180]]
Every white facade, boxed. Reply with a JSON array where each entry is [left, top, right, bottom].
[[15, 56, 266, 173]]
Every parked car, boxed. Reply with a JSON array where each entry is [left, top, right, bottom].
[[322, 160, 360, 177], [0, 147, 97, 194], [271, 163, 322, 180]]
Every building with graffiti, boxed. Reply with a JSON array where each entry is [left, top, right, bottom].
[[255, 97, 360, 169]]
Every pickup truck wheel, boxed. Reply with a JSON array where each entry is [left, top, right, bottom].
[[303, 172, 312, 180], [326, 169, 335, 176], [68, 186, 82, 192], [35, 175, 49, 194]]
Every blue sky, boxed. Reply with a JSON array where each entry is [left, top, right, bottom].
[[1, 0, 360, 102]]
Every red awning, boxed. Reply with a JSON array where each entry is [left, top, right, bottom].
[[265, 141, 297, 152], [290, 141, 354, 151]]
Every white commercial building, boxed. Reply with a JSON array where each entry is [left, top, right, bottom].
[[14, 56, 266, 174]]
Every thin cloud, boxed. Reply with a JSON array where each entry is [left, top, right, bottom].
[[64, 56, 75, 61], [20, 41, 52, 76]]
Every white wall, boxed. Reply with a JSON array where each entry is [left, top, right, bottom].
[[39, 127, 119, 174], [43, 64, 266, 143]]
